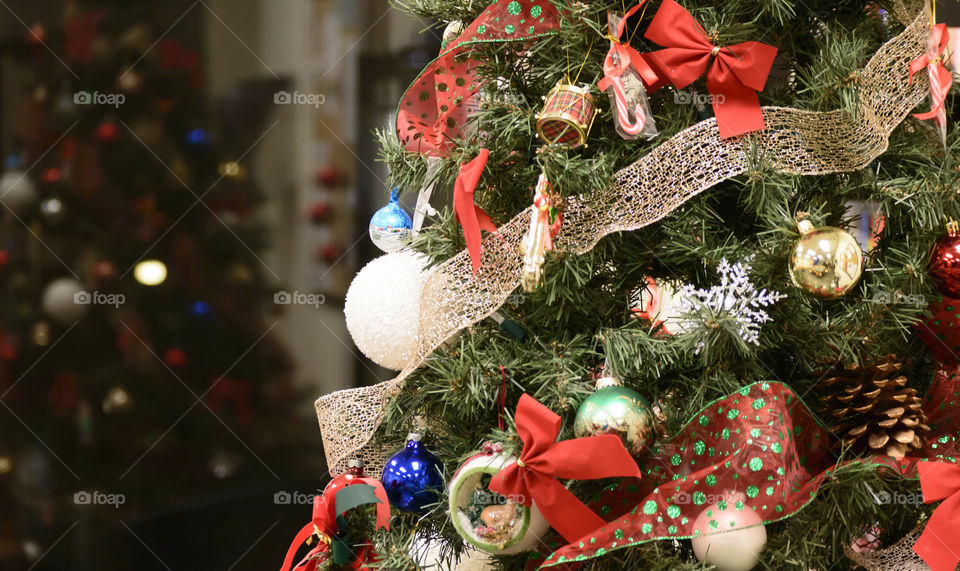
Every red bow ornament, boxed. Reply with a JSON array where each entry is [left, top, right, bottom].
[[489, 394, 642, 544], [909, 24, 952, 146], [453, 149, 498, 275], [914, 462, 960, 571], [640, 0, 778, 139]]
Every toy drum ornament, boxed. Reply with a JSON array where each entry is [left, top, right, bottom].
[[535, 83, 596, 149]]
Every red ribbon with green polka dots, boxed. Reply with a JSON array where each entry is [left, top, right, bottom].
[[528, 374, 960, 569], [396, 0, 561, 155]]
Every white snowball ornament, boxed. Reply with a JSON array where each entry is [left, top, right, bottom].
[[41, 278, 89, 324], [344, 251, 429, 370], [448, 452, 550, 555], [690, 496, 767, 571], [0, 170, 38, 216]]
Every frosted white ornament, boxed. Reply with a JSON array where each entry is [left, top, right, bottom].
[[41, 278, 89, 324], [0, 170, 38, 216], [690, 495, 767, 571], [344, 251, 429, 370]]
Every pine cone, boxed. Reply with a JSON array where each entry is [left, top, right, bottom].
[[816, 355, 930, 458]]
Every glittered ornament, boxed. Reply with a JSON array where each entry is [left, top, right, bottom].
[[0, 169, 38, 215], [41, 277, 89, 324], [574, 374, 656, 457], [789, 217, 864, 299], [690, 494, 767, 571], [448, 452, 549, 555], [344, 251, 428, 370], [369, 189, 413, 253], [915, 295, 960, 366], [381, 432, 444, 512], [927, 219, 960, 298]]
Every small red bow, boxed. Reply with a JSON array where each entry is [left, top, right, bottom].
[[489, 394, 642, 543], [640, 0, 778, 139], [453, 149, 498, 275], [909, 24, 951, 135], [914, 462, 960, 571]]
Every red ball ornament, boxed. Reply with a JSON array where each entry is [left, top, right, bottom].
[[26, 23, 45, 46], [928, 220, 960, 298], [323, 459, 369, 497], [41, 168, 61, 184], [0, 250, 9, 267], [96, 122, 119, 142], [308, 201, 331, 224], [164, 347, 188, 368], [315, 166, 342, 188], [92, 260, 117, 282]]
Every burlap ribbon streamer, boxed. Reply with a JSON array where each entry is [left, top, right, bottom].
[[317, 0, 931, 478]]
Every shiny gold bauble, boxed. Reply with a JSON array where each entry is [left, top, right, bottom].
[[789, 220, 864, 299]]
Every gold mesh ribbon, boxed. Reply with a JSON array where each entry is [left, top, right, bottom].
[[317, 1, 931, 478], [845, 524, 932, 571]]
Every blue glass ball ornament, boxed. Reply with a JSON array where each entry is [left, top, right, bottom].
[[369, 188, 413, 253], [381, 432, 444, 513]]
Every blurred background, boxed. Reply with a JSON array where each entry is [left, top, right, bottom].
[[0, 0, 437, 568]]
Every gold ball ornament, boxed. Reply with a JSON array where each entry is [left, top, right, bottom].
[[789, 218, 864, 299]]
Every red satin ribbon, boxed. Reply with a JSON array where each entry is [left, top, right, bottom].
[[914, 462, 960, 571], [598, 2, 660, 93], [640, 0, 778, 139], [909, 23, 952, 124], [489, 393, 642, 544], [453, 149, 498, 275]]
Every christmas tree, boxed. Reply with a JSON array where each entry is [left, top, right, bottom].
[[300, 0, 960, 569], [0, 1, 322, 567]]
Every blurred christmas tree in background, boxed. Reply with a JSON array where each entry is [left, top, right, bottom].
[[0, 1, 322, 568]]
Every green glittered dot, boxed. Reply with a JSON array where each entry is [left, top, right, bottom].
[[455, 77, 465, 87], [706, 475, 717, 486], [437, 82, 448, 92], [766, 486, 775, 496], [727, 409, 739, 420], [709, 519, 719, 530], [530, 5, 542, 17], [615, 529, 624, 540], [694, 441, 706, 455], [693, 491, 707, 505], [671, 454, 682, 466], [776, 505, 784, 512], [528, 25, 535, 33], [735, 500, 745, 511], [753, 398, 765, 410], [477, 24, 486, 33], [643, 500, 657, 514], [699, 415, 710, 426], [717, 500, 728, 510], [750, 457, 763, 471], [595, 548, 606, 556], [747, 485, 760, 498], [772, 442, 783, 453], [642, 523, 653, 533], [667, 505, 681, 518], [750, 428, 761, 438], [601, 505, 611, 515], [505, 24, 515, 33], [722, 428, 730, 440], [418, 90, 430, 101], [668, 525, 678, 534], [507, 0, 521, 15]]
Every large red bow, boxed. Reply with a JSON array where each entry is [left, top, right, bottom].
[[489, 394, 642, 544], [640, 0, 778, 139], [914, 462, 960, 571], [453, 149, 498, 275]]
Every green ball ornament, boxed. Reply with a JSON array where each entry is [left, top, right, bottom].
[[574, 376, 656, 457]]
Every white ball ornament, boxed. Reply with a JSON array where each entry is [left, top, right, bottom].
[[0, 170, 38, 216], [690, 496, 767, 571], [448, 452, 550, 556], [41, 278, 90, 324], [344, 251, 429, 370]]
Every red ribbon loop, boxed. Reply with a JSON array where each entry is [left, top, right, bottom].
[[909, 24, 952, 124], [280, 496, 335, 571], [914, 462, 960, 571], [453, 149, 498, 275], [489, 394, 642, 544], [640, 0, 777, 139]]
